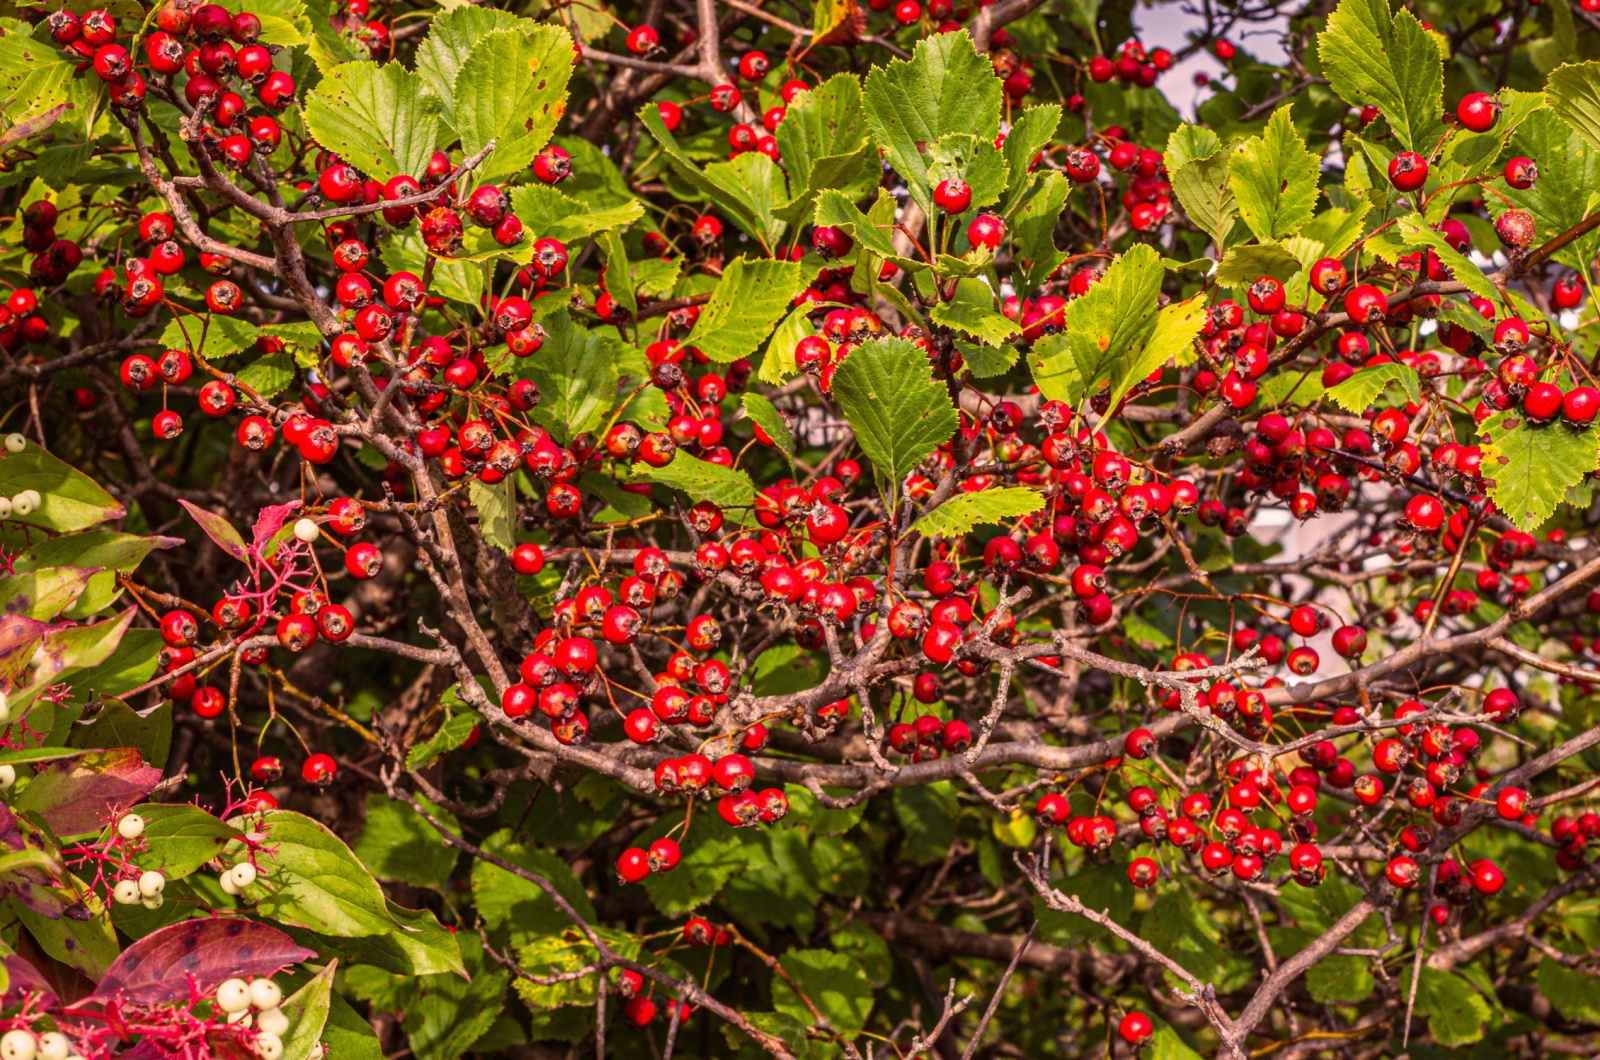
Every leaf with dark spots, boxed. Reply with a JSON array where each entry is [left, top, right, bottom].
[[14, 748, 162, 836], [0, 613, 55, 687], [2, 954, 60, 1009], [94, 919, 317, 1004]]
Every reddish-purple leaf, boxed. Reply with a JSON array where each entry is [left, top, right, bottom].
[[251, 500, 302, 555], [94, 918, 316, 1003], [0, 104, 68, 152], [177, 500, 248, 562], [0, 805, 73, 919], [13, 748, 163, 836], [0, 613, 56, 688], [3, 954, 61, 1009]]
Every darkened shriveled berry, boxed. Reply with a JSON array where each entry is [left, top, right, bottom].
[[1496, 208, 1536, 250]]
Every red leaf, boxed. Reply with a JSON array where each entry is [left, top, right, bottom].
[[177, 500, 248, 562], [94, 918, 316, 1003], [15, 749, 163, 836], [251, 500, 301, 555], [3, 954, 61, 1009]]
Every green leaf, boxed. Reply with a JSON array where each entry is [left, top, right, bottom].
[[914, 486, 1044, 538], [1228, 105, 1320, 241], [467, 478, 514, 554], [772, 949, 874, 1035], [862, 32, 1002, 216], [471, 828, 597, 935], [814, 188, 900, 259], [1403, 967, 1492, 1047], [243, 809, 402, 937], [639, 105, 786, 249], [926, 132, 1009, 212], [156, 314, 266, 361], [0, 567, 92, 620], [1169, 145, 1237, 251], [68, 696, 170, 767], [1147, 1021, 1204, 1060], [509, 185, 644, 246], [742, 393, 795, 461], [1029, 243, 1163, 405], [1537, 957, 1600, 1023], [1012, 171, 1071, 291], [580, 470, 653, 522], [1547, 62, 1600, 153], [132, 804, 243, 879], [1495, 108, 1600, 273], [13, 893, 119, 980], [514, 926, 637, 1008], [1108, 295, 1207, 410], [1214, 241, 1302, 288], [758, 303, 824, 384], [776, 72, 871, 197], [929, 278, 1019, 346], [235, 351, 297, 399], [1000, 104, 1060, 212], [1530, 0, 1578, 75], [1324, 361, 1421, 413], [0, 439, 123, 531], [1305, 950, 1375, 1004], [10, 609, 137, 714], [628, 454, 756, 509], [453, 25, 575, 185], [406, 709, 479, 771], [1166, 124, 1221, 171], [704, 151, 790, 248], [398, 932, 507, 1060], [832, 337, 959, 496], [515, 311, 620, 444], [684, 257, 806, 364], [280, 962, 336, 1060], [1479, 411, 1600, 531], [413, 5, 522, 131], [296, 900, 464, 978], [302, 61, 441, 183], [355, 793, 460, 890], [1395, 213, 1496, 301], [1317, 0, 1443, 153]]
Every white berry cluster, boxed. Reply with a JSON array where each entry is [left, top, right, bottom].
[[109, 816, 166, 910], [0, 434, 42, 519], [0, 1029, 79, 1060], [214, 977, 290, 1059]]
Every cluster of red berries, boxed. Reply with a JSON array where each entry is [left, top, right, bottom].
[[1085, 39, 1175, 90], [0, 284, 48, 355], [13, 199, 84, 289]]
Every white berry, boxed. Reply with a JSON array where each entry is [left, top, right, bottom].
[[256, 1009, 290, 1036], [292, 518, 320, 543], [138, 869, 166, 897], [230, 861, 258, 889], [0, 497, 11, 518], [253, 1032, 283, 1060], [117, 814, 145, 840], [1, 1031, 37, 1060], [10, 490, 37, 516], [217, 978, 252, 1013], [248, 978, 282, 1010], [3, 433, 25, 454], [141, 892, 165, 911], [112, 879, 141, 905], [34, 1034, 69, 1060], [0, 765, 15, 790]]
